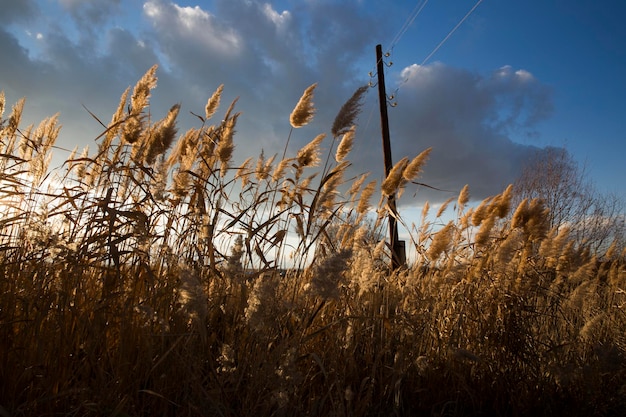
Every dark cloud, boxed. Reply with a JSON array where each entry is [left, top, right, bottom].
[[58, 0, 122, 38], [0, 0, 554, 205], [349, 62, 552, 204], [0, 0, 38, 25]]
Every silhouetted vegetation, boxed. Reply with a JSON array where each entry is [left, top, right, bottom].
[[1, 67, 625, 416]]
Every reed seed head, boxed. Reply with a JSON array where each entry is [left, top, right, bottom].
[[427, 221, 454, 261], [403, 147, 432, 182], [335, 125, 356, 162], [332, 85, 368, 137], [356, 181, 376, 214], [297, 133, 325, 168], [0, 91, 5, 119], [205, 84, 224, 120], [457, 184, 470, 210], [381, 157, 409, 197], [290, 83, 317, 128]]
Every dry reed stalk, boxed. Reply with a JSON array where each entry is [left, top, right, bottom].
[[381, 157, 409, 197], [331, 85, 368, 137], [474, 215, 495, 247], [539, 227, 570, 267], [471, 197, 492, 226], [290, 83, 317, 128], [306, 248, 352, 300], [347, 173, 368, 202], [318, 161, 348, 211], [236, 156, 254, 187], [6, 98, 25, 141], [427, 221, 454, 261], [205, 84, 224, 120], [297, 133, 325, 168], [122, 66, 158, 144], [172, 149, 195, 200], [356, 180, 376, 216], [101, 87, 130, 154], [272, 157, 291, 182], [492, 184, 513, 218], [255, 152, 276, 181], [130, 65, 158, 115], [254, 150, 267, 181], [218, 113, 239, 177], [436, 197, 454, 218], [402, 147, 432, 182], [143, 103, 180, 166], [457, 184, 470, 211], [496, 229, 522, 265], [335, 125, 355, 163]]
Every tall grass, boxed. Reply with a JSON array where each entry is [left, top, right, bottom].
[[1, 68, 625, 416]]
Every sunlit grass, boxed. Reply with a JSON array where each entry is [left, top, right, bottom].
[[1, 68, 625, 416]]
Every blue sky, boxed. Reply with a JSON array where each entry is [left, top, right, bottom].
[[1, 0, 624, 206]]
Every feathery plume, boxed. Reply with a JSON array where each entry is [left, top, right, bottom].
[[130, 64, 158, 115], [348, 173, 368, 201], [255, 150, 266, 181], [272, 157, 292, 182], [306, 249, 352, 300], [335, 125, 356, 162], [457, 184, 470, 210], [492, 184, 513, 218], [332, 85, 368, 137], [123, 65, 158, 144], [102, 87, 130, 153], [436, 197, 454, 218], [403, 147, 432, 181], [427, 221, 454, 261], [218, 113, 239, 176], [255, 151, 276, 181], [0, 91, 5, 119], [421, 201, 430, 222], [6, 98, 25, 140], [474, 215, 495, 247], [471, 198, 492, 226], [497, 230, 522, 265], [290, 83, 317, 128], [525, 198, 549, 239], [236, 156, 254, 187], [145, 104, 180, 165], [357, 180, 377, 215], [381, 157, 409, 196], [178, 266, 208, 325], [205, 84, 224, 120], [297, 133, 325, 168], [511, 198, 529, 229]]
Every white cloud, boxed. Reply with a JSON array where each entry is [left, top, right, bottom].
[[346, 62, 554, 203], [262, 3, 291, 31], [143, 1, 241, 57]]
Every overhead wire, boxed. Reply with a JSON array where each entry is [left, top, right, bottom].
[[390, 0, 484, 101], [369, 0, 430, 79], [419, 0, 484, 68], [364, 0, 484, 130], [387, 0, 430, 53]]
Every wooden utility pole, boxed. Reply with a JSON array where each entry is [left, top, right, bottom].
[[376, 44, 405, 270]]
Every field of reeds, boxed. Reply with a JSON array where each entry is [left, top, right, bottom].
[[1, 66, 625, 416]]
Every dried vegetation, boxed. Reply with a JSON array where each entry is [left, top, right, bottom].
[[1, 68, 625, 416]]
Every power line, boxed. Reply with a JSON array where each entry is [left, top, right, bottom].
[[369, 0, 430, 77], [392, 0, 484, 99], [419, 0, 484, 67], [366, 0, 485, 108], [387, 0, 430, 53]]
